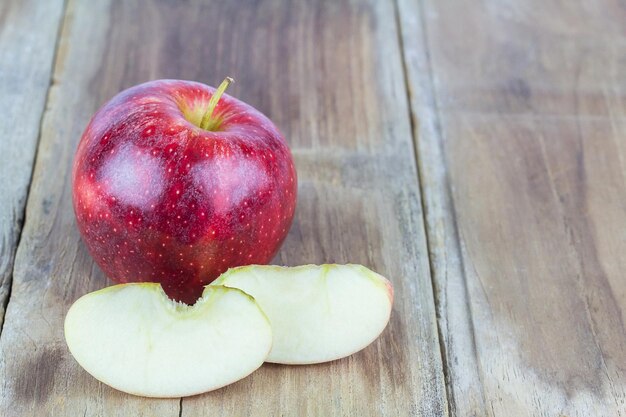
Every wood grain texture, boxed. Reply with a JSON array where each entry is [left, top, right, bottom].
[[0, 0, 447, 416], [0, 0, 65, 329], [396, 1, 486, 414], [399, 0, 626, 415]]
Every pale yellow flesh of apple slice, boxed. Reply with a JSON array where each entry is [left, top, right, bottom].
[[213, 264, 394, 365], [64, 284, 271, 398]]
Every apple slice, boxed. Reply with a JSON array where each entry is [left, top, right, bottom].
[[213, 264, 393, 365], [64, 284, 271, 398]]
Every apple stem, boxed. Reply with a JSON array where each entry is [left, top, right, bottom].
[[200, 77, 234, 130]]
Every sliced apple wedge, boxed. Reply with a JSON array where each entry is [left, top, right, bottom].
[[213, 264, 394, 365], [64, 283, 271, 398]]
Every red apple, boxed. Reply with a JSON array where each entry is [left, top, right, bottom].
[[72, 78, 297, 304]]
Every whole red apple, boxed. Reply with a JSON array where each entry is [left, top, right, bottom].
[[72, 78, 297, 304]]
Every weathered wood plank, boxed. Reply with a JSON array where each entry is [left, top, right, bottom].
[[399, 0, 626, 415], [0, 0, 65, 328], [0, 0, 447, 415]]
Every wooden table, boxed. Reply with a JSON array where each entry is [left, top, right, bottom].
[[1, 0, 625, 415]]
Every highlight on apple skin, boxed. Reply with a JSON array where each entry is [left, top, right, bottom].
[[72, 78, 297, 305], [213, 264, 394, 365], [64, 283, 272, 398]]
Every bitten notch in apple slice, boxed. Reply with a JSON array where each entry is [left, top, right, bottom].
[[213, 264, 394, 365], [64, 283, 272, 398]]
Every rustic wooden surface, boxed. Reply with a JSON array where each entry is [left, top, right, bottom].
[[2, 0, 626, 415], [399, 0, 626, 416]]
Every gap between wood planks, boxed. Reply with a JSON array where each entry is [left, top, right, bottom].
[[0, 0, 69, 337], [391, 0, 485, 415], [390, 0, 452, 414]]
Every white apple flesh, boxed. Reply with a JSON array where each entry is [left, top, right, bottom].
[[213, 264, 394, 364], [64, 284, 271, 398]]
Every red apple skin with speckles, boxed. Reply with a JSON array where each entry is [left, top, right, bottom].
[[72, 80, 297, 304]]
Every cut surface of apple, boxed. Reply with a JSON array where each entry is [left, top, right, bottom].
[[64, 284, 271, 398], [213, 264, 393, 365]]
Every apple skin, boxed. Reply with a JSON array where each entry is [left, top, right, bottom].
[[72, 80, 297, 304]]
